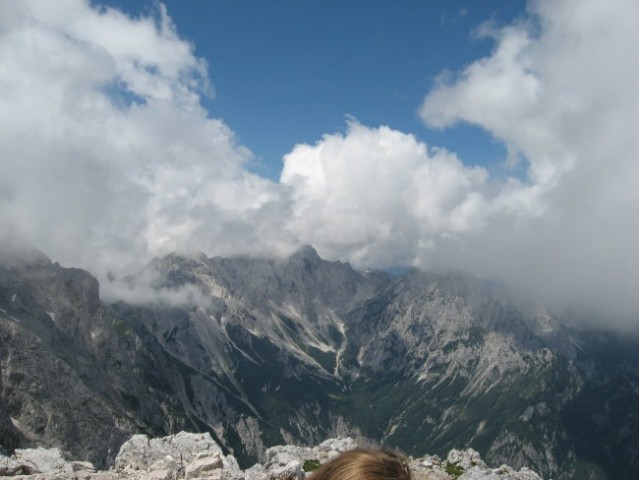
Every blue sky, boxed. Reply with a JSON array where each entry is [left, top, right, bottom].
[[103, 0, 525, 179], [2, 0, 639, 323]]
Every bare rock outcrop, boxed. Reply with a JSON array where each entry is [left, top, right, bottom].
[[0, 432, 544, 480], [408, 449, 542, 480], [1, 446, 74, 476]]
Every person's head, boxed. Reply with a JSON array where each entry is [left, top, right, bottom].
[[308, 449, 411, 480]]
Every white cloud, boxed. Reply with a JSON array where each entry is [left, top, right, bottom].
[[101, 264, 213, 308], [0, 0, 287, 290], [419, 0, 639, 321], [2, 0, 638, 322], [281, 120, 489, 268], [26, 0, 211, 106]]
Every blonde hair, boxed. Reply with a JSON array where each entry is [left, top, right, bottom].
[[308, 449, 412, 480]]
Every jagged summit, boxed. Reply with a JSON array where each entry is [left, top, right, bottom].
[[289, 244, 321, 261], [154, 244, 327, 272]]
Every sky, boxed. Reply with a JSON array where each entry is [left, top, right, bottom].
[[1, 0, 638, 325], [100, 0, 524, 180]]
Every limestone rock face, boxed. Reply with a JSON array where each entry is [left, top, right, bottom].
[[0, 433, 545, 480], [439, 448, 542, 480], [0, 362, 20, 455], [0, 248, 238, 467], [2, 446, 74, 476], [114, 432, 237, 474], [265, 437, 358, 468], [2, 245, 638, 478], [447, 449, 486, 470]]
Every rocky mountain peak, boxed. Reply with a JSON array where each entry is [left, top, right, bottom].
[[2, 248, 639, 479], [288, 244, 321, 265]]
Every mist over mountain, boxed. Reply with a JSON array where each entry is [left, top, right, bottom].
[[2, 0, 639, 329], [2, 3, 637, 479], [1, 245, 638, 479]]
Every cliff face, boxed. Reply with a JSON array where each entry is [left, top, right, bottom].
[[0, 249, 207, 466], [1, 246, 638, 479], [0, 361, 20, 455]]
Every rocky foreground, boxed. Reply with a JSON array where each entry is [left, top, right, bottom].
[[0, 432, 542, 480]]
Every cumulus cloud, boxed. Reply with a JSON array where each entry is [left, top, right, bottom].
[[281, 120, 489, 268], [419, 0, 639, 321], [2, 0, 638, 323], [0, 0, 288, 290]]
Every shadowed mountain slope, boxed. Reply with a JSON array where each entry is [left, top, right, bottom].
[[1, 245, 638, 479]]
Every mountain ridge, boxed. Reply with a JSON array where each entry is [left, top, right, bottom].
[[1, 245, 638, 479]]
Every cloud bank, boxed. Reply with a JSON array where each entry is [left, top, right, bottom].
[[1, 0, 638, 323], [419, 0, 639, 320], [0, 0, 287, 278]]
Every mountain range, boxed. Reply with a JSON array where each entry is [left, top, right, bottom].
[[1, 245, 638, 479]]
